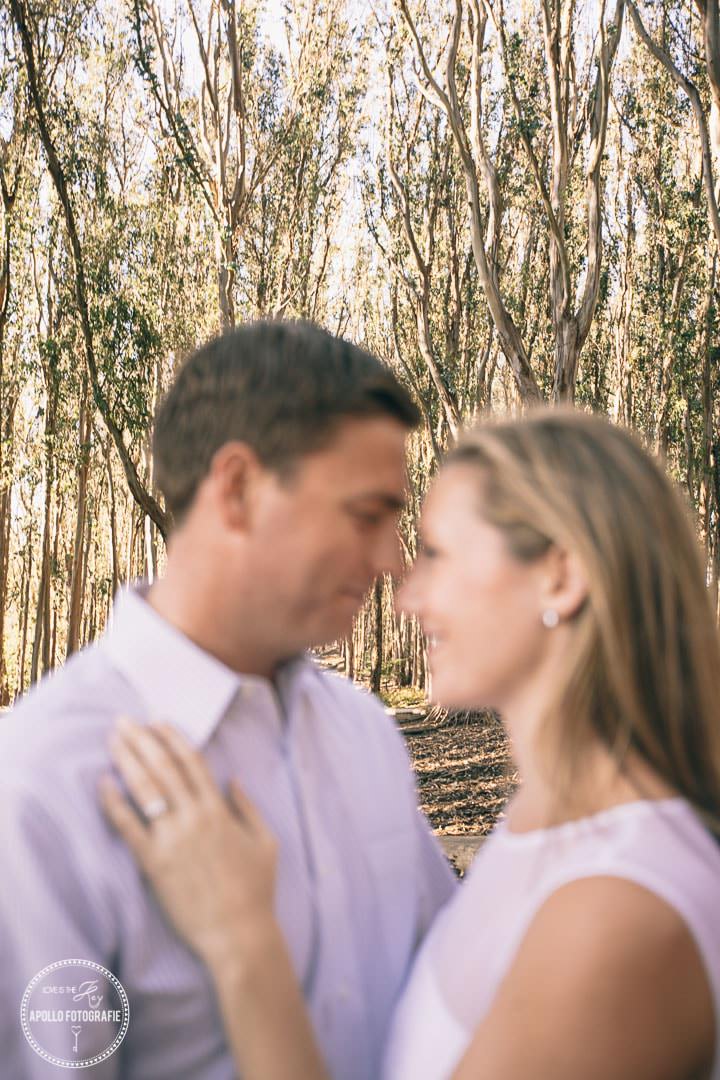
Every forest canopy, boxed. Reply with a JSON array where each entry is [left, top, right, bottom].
[[1, 0, 718, 702]]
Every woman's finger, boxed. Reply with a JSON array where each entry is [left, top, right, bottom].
[[108, 727, 180, 820], [111, 715, 193, 812], [228, 779, 277, 843], [147, 722, 220, 804], [99, 775, 151, 867]]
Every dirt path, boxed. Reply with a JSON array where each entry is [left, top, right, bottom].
[[397, 710, 516, 836]]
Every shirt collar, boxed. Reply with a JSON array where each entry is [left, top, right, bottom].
[[101, 582, 313, 746]]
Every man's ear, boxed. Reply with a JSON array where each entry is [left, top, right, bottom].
[[208, 441, 262, 532], [539, 544, 589, 622]]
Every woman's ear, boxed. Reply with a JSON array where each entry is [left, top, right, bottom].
[[539, 544, 589, 622]]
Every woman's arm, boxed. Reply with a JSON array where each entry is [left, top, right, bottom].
[[204, 914, 330, 1080], [452, 876, 714, 1080], [100, 717, 330, 1080]]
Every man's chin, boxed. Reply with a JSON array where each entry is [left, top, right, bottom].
[[306, 612, 357, 651]]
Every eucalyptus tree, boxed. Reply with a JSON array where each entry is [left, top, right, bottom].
[[10, 0, 171, 535], [0, 10, 29, 701], [371, 76, 465, 441], [132, 0, 365, 329], [623, 0, 720, 607], [627, 0, 720, 251], [391, 0, 625, 402]]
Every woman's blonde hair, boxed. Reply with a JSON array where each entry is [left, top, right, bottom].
[[448, 406, 720, 836]]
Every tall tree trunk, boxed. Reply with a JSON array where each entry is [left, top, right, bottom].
[[107, 439, 120, 598], [701, 255, 718, 608], [355, 606, 367, 680], [49, 498, 61, 669], [0, 479, 11, 705], [19, 535, 33, 696], [370, 577, 384, 694], [0, 139, 22, 704], [67, 379, 91, 656], [30, 478, 52, 685], [611, 180, 635, 425], [344, 634, 354, 680], [216, 231, 236, 329], [81, 508, 92, 644], [0, 398, 16, 704], [29, 267, 60, 684]]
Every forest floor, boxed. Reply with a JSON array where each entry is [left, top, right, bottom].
[[398, 710, 516, 837]]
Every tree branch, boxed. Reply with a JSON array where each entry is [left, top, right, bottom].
[[11, 0, 170, 538]]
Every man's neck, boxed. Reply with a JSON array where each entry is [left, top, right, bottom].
[[146, 574, 278, 680]]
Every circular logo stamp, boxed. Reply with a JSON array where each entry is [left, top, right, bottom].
[[21, 959, 129, 1069]]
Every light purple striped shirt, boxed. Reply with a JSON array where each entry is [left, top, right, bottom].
[[0, 584, 457, 1078]]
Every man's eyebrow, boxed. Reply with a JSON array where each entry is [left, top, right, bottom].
[[344, 493, 408, 512]]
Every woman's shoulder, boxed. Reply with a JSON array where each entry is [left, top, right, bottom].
[[496, 795, 720, 876], [527, 869, 713, 970], [492, 797, 720, 948], [509, 873, 713, 1077], [546, 798, 720, 914], [454, 871, 716, 1080]]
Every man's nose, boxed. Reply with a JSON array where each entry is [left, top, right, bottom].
[[371, 528, 404, 580]]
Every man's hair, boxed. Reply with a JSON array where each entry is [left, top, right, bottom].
[[153, 319, 420, 522]]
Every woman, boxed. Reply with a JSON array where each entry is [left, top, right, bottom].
[[101, 407, 720, 1079]]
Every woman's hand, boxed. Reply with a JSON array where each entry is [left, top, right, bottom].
[[99, 716, 279, 970], [101, 719, 330, 1080]]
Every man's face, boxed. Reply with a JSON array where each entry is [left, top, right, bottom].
[[231, 415, 409, 655]]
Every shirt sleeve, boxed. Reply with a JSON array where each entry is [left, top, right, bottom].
[[0, 781, 121, 1079]]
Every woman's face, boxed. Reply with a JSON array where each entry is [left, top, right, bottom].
[[398, 464, 553, 712]]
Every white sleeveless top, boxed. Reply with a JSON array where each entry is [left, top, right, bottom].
[[383, 798, 720, 1079]]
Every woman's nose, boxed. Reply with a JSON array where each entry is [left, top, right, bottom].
[[371, 528, 403, 580]]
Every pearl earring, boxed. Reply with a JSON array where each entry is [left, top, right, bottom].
[[542, 608, 560, 629]]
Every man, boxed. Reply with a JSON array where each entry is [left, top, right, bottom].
[[0, 321, 457, 1078]]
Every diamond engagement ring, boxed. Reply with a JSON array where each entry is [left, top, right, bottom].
[[142, 797, 169, 821]]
